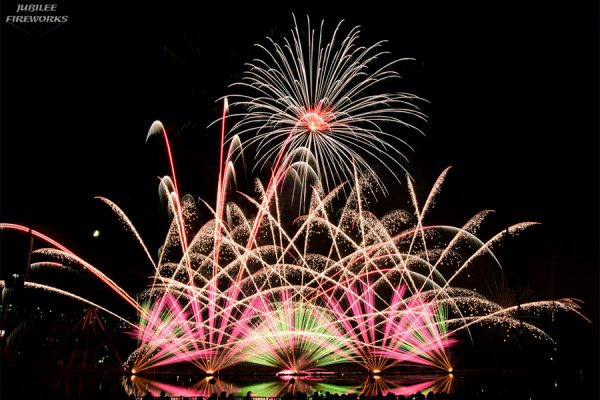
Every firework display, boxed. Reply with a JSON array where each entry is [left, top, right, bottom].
[[0, 17, 587, 378]]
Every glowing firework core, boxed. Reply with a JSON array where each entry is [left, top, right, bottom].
[[300, 110, 330, 133]]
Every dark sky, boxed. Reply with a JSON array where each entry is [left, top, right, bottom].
[[1, 0, 598, 368]]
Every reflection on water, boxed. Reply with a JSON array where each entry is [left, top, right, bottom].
[[3, 368, 591, 399], [359, 375, 454, 397], [122, 374, 454, 399]]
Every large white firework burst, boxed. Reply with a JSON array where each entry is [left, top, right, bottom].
[[226, 15, 426, 195]]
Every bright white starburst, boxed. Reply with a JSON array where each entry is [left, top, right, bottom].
[[225, 15, 427, 195]]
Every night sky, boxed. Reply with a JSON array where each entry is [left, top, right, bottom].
[[1, 0, 598, 374]]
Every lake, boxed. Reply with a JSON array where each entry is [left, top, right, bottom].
[[1, 367, 593, 399]]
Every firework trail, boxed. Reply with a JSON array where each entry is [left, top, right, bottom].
[[225, 15, 426, 198], [0, 16, 589, 379]]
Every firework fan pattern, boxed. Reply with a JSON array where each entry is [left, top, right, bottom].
[[0, 16, 588, 377]]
